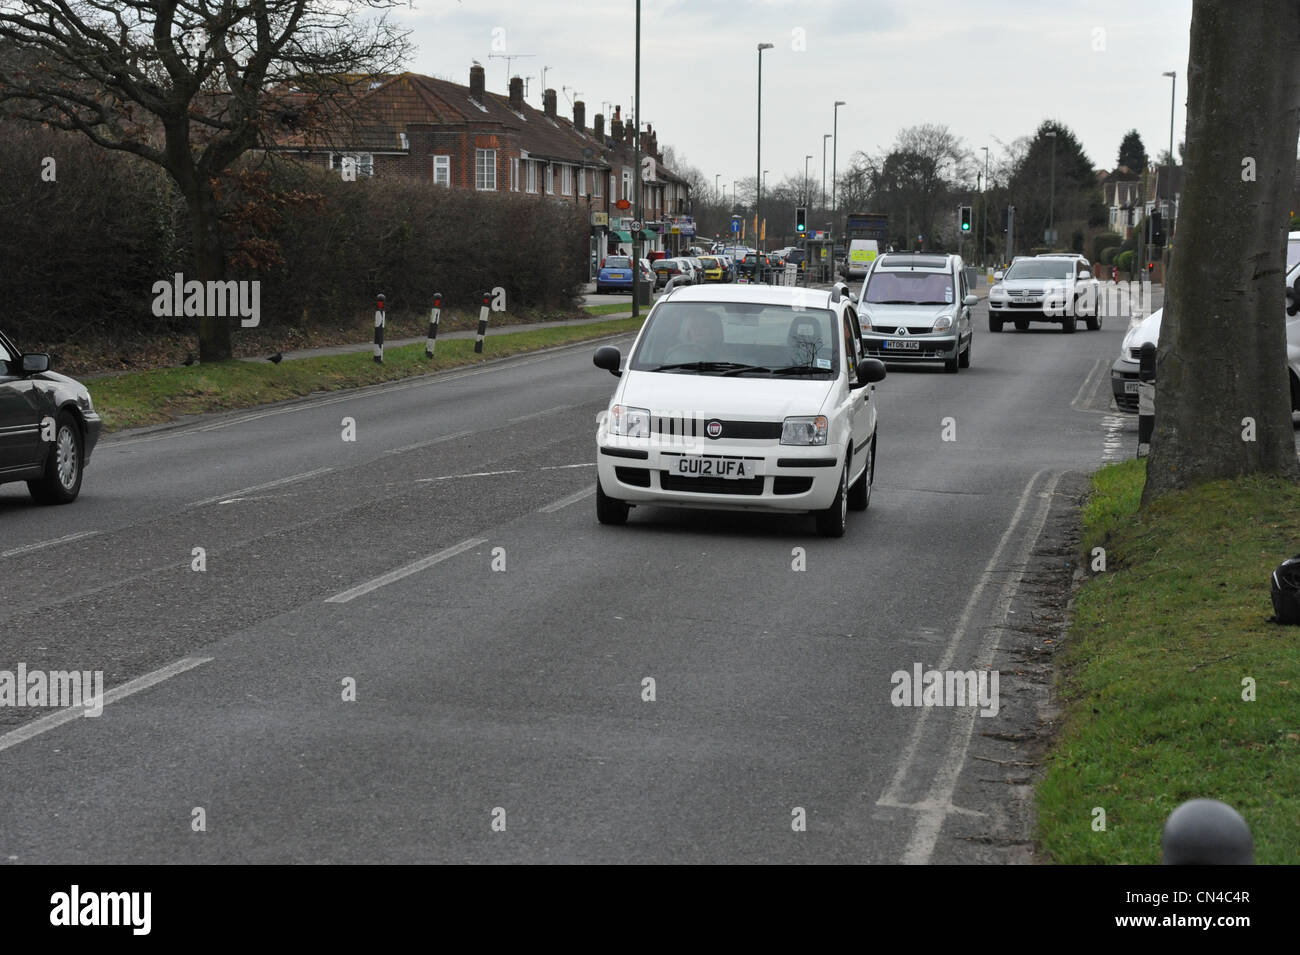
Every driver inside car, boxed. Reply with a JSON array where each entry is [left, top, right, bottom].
[[679, 312, 724, 349]]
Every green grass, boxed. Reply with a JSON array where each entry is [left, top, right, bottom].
[[1037, 459, 1300, 863], [88, 316, 643, 432], [581, 302, 637, 316]]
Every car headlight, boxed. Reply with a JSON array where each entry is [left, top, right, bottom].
[[858, 311, 872, 331], [609, 404, 651, 437], [781, 415, 828, 446], [989, 286, 1006, 300], [932, 312, 954, 332]]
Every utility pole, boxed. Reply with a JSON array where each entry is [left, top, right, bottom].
[[1162, 70, 1177, 281], [981, 145, 989, 268], [631, 9, 640, 318], [756, 42, 774, 254], [1046, 129, 1058, 248]]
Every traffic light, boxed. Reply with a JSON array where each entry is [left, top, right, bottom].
[[1147, 261, 1155, 273], [960, 206, 972, 233], [795, 207, 807, 234], [1150, 211, 1164, 248]]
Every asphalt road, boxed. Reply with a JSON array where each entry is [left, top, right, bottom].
[[0, 291, 1168, 863]]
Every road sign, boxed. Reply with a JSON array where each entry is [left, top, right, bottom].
[[615, 198, 631, 210], [629, 220, 642, 231], [730, 215, 741, 234], [591, 212, 608, 226]]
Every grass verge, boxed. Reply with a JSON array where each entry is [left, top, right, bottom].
[[1037, 457, 1300, 863], [581, 302, 637, 317], [88, 316, 643, 432]]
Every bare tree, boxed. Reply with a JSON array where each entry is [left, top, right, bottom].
[[1142, 0, 1300, 500], [0, 1, 409, 361]]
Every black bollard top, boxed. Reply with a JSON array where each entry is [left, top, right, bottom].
[[1161, 799, 1253, 865], [376, 293, 385, 310]]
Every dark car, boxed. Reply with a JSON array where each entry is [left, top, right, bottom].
[[652, 258, 693, 289], [739, 252, 775, 280], [0, 329, 102, 504]]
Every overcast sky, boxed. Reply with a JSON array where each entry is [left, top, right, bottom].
[[397, 0, 1192, 194]]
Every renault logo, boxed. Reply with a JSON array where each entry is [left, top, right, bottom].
[[896, 326, 908, 336]]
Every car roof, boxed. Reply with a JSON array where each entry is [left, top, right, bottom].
[[659, 283, 839, 310], [875, 252, 953, 271]]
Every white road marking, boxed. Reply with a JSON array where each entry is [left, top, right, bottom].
[[325, 537, 487, 604], [876, 468, 1061, 864], [384, 430, 473, 455], [0, 656, 213, 756], [417, 469, 520, 482], [539, 463, 595, 472], [187, 466, 334, 508], [1069, 357, 1103, 411], [1, 531, 98, 559], [509, 404, 575, 424], [539, 486, 595, 512]]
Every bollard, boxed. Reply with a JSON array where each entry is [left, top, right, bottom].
[[474, 290, 489, 353], [373, 293, 385, 363], [426, 292, 442, 358], [1162, 799, 1253, 864], [1137, 342, 1156, 455]]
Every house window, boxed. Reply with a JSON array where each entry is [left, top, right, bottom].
[[622, 168, 632, 201], [527, 160, 538, 193], [329, 152, 373, 177], [511, 157, 520, 192], [545, 163, 555, 195], [432, 155, 450, 187], [475, 148, 497, 190], [593, 172, 602, 198], [577, 168, 586, 197]]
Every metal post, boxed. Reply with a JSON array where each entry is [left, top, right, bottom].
[[822, 134, 830, 220], [832, 101, 845, 238], [1162, 70, 1176, 282], [373, 293, 385, 363], [632, 0, 642, 320], [426, 293, 441, 358], [756, 43, 772, 257], [475, 291, 490, 353], [1046, 129, 1057, 247], [981, 145, 989, 268]]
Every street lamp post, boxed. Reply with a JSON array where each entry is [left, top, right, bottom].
[[1162, 70, 1176, 279], [756, 42, 774, 255], [632, 1, 642, 318], [822, 133, 831, 221], [804, 154, 812, 206], [1045, 129, 1058, 248], [981, 145, 989, 267], [715, 173, 721, 206], [832, 100, 845, 236]]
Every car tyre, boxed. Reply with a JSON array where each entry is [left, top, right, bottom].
[[28, 411, 83, 505], [595, 478, 629, 525], [816, 459, 849, 537], [848, 434, 874, 511], [1062, 314, 1077, 333], [958, 335, 971, 368], [989, 316, 1003, 333], [1014, 318, 1029, 331], [944, 347, 960, 373], [1085, 310, 1102, 331]]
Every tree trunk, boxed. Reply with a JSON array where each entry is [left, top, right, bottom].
[[189, 176, 233, 363], [1141, 0, 1300, 503]]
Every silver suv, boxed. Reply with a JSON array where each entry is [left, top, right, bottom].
[[855, 252, 976, 373], [988, 255, 1101, 333]]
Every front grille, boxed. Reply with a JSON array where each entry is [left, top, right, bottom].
[[1115, 393, 1138, 413], [864, 344, 950, 359], [660, 473, 765, 495], [1129, 347, 1143, 360], [651, 417, 782, 440], [871, 325, 934, 336], [772, 476, 814, 495], [615, 467, 651, 487], [1008, 301, 1045, 309]]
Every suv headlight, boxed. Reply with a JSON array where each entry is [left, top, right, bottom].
[[932, 311, 954, 332], [781, 415, 828, 446], [858, 311, 872, 331], [609, 404, 651, 437]]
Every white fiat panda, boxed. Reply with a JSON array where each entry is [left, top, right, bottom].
[[592, 283, 886, 537]]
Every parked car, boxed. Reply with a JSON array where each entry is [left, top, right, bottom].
[[596, 255, 636, 294], [716, 255, 738, 282], [696, 255, 726, 283], [987, 255, 1100, 332], [856, 252, 976, 373], [591, 283, 885, 537], [638, 258, 656, 287], [653, 258, 693, 289], [1110, 252, 1300, 413], [0, 328, 102, 504], [739, 252, 775, 280]]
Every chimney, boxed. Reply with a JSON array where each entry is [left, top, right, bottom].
[[593, 113, 605, 141], [469, 63, 485, 102], [610, 106, 623, 143], [508, 76, 523, 111], [543, 88, 557, 119], [573, 100, 585, 134]]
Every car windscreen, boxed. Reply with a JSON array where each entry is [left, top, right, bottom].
[[1005, 261, 1072, 280], [1288, 238, 1300, 272], [629, 302, 838, 378], [863, 270, 954, 305], [604, 257, 632, 269], [698, 257, 719, 267]]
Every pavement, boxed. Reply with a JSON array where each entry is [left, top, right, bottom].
[[0, 291, 1156, 863]]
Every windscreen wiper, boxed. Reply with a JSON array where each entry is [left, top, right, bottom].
[[763, 365, 833, 375], [650, 361, 767, 374]]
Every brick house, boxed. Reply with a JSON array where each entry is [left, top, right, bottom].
[[271, 65, 692, 262]]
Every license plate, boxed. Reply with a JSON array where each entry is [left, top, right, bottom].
[[1124, 381, 1140, 394], [885, 339, 921, 350], [608, 272, 624, 278], [673, 456, 761, 479]]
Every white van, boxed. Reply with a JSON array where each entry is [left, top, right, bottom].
[[846, 239, 880, 281]]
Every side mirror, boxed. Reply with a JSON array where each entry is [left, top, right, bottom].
[[963, 294, 978, 307], [21, 353, 50, 374], [593, 345, 622, 376], [856, 357, 887, 386], [993, 270, 1004, 281], [1080, 269, 1093, 280]]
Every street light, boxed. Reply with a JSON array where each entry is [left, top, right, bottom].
[[756, 42, 774, 253], [822, 133, 831, 218], [981, 145, 990, 267], [715, 173, 721, 205], [832, 100, 845, 234], [1045, 129, 1058, 247], [804, 154, 812, 206], [631, 4, 641, 318], [1162, 70, 1176, 277]]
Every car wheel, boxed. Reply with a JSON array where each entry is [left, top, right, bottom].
[[595, 478, 629, 525], [1014, 318, 1029, 331], [848, 434, 874, 511], [1086, 312, 1102, 331], [816, 459, 849, 538], [27, 411, 83, 505], [989, 316, 1004, 333], [944, 347, 960, 373], [1062, 314, 1077, 333], [958, 335, 971, 368]]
